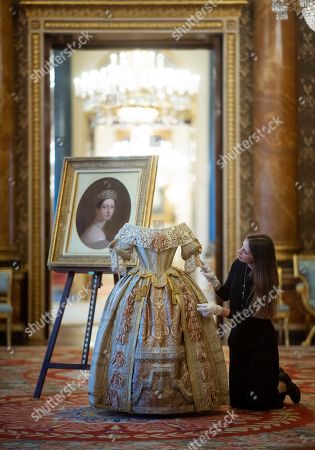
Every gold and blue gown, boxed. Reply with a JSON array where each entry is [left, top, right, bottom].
[[88, 223, 229, 414]]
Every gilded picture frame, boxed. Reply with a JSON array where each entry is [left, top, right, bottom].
[[48, 156, 158, 269]]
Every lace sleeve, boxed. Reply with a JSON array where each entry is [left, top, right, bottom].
[[181, 238, 202, 273], [109, 238, 134, 275]]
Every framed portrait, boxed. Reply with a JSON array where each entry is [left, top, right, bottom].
[[48, 156, 158, 269]]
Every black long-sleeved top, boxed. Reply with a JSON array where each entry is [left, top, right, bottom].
[[216, 259, 254, 318]]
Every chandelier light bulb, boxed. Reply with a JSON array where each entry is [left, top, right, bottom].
[[73, 50, 200, 125]]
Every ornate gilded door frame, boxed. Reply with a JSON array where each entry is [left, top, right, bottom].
[[21, 0, 247, 334]]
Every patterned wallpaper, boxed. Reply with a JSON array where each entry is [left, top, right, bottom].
[[11, 2, 315, 266], [13, 7, 28, 264], [297, 20, 315, 253], [239, 2, 255, 240]]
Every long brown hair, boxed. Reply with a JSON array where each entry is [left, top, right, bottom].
[[246, 233, 279, 319]]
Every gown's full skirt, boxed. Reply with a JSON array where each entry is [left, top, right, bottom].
[[88, 265, 229, 414]]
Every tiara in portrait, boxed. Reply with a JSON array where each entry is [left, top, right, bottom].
[[96, 182, 117, 203]]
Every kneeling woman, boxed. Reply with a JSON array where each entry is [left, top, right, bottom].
[[198, 233, 300, 410]]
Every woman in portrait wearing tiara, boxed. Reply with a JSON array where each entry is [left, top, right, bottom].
[[80, 182, 117, 250]]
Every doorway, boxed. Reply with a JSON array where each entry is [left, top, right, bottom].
[[45, 34, 223, 343]]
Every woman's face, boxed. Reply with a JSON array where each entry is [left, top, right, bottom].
[[238, 239, 254, 265], [96, 198, 115, 221]]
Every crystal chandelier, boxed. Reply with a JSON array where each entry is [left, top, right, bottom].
[[272, 0, 315, 31], [73, 50, 200, 125]]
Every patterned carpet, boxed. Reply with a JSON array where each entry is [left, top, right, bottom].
[[0, 345, 315, 449]]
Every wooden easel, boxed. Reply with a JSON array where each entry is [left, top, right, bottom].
[[33, 268, 119, 398]]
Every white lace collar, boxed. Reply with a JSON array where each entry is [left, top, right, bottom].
[[114, 222, 196, 249]]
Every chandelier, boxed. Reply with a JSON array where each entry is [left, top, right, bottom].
[[272, 0, 315, 31], [73, 50, 200, 125]]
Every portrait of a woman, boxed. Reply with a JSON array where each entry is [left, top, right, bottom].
[[76, 177, 131, 250], [80, 183, 117, 249]]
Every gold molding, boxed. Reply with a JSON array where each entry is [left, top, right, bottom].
[[227, 19, 237, 30], [43, 20, 224, 30], [275, 242, 301, 261], [21, 0, 247, 5], [276, 243, 301, 250], [29, 33, 43, 326], [226, 32, 237, 268], [25, 2, 245, 323], [30, 32, 44, 325], [21, 5, 246, 19], [31, 20, 41, 29]]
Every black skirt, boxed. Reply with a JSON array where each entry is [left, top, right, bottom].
[[228, 317, 284, 410]]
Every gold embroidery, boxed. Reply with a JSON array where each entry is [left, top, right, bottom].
[[205, 387, 219, 406], [112, 351, 126, 368], [180, 282, 203, 341], [110, 371, 125, 388], [185, 314, 203, 340], [197, 346, 208, 362], [201, 366, 212, 382], [106, 390, 120, 410], [116, 287, 137, 344]]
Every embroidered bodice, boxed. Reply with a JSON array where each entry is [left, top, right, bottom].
[[109, 223, 202, 277], [135, 246, 177, 278]]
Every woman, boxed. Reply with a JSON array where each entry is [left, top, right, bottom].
[[197, 233, 300, 410], [80, 184, 117, 249]]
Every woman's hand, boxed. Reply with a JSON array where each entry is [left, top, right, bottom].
[[197, 303, 223, 317], [199, 261, 221, 290]]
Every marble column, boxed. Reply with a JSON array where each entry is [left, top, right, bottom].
[[0, 0, 16, 262], [252, 0, 300, 259]]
